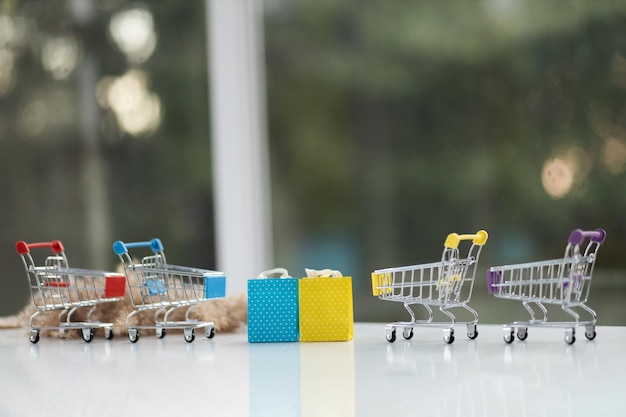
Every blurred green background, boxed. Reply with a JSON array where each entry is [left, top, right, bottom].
[[0, 0, 625, 325]]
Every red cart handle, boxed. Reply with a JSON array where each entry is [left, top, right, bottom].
[[16, 240, 65, 255]]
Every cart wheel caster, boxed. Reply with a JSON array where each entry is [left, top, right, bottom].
[[184, 329, 195, 343], [156, 328, 166, 339], [386, 329, 396, 343], [82, 328, 94, 343], [467, 324, 478, 340], [402, 328, 414, 340], [129, 329, 139, 343], [565, 329, 576, 345], [29, 330, 40, 344], [206, 327, 215, 339], [104, 328, 114, 340], [517, 328, 528, 341], [443, 329, 454, 344], [585, 326, 596, 341], [503, 329, 514, 344]]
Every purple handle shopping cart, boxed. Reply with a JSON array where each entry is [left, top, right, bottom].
[[486, 228, 606, 345]]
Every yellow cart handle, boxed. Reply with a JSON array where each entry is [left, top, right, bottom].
[[444, 230, 488, 249]]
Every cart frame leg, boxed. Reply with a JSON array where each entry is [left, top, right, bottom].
[[578, 303, 597, 324]]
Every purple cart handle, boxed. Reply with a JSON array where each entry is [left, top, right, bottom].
[[486, 270, 499, 295], [568, 228, 606, 245]]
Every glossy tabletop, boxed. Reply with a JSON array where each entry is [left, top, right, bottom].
[[0, 323, 624, 416]]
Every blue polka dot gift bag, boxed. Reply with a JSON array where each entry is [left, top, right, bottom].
[[248, 268, 300, 343]]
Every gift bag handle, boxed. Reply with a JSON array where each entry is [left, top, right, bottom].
[[257, 268, 290, 278], [305, 268, 343, 278]]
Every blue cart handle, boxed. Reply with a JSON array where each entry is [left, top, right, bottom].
[[113, 238, 164, 255]]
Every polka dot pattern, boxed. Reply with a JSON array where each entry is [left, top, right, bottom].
[[299, 277, 354, 342], [248, 278, 299, 343]]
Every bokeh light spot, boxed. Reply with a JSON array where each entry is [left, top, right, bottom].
[[18, 99, 48, 138], [98, 70, 161, 137], [41, 35, 81, 80], [0, 48, 15, 97], [602, 137, 626, 175], [109, 6, 156, 64], [542, 157, 574, 199], [587, 101, 613, 138], [611, 52, 626, 88]]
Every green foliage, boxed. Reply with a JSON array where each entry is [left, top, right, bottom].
[[0, 0, 625, 322]]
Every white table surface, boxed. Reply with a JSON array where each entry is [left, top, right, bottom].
[[0, 323, 624, 417]]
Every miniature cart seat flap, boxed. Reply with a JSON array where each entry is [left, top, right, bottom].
[[15, 240, 125, 343], [113, 238, 226, 343], [371, 230, 488, 344], [486, 228, 606, 345]]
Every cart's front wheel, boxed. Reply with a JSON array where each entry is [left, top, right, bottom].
[[402, 328, 414, 340], [443, 330, 455, 344], [386, 329, 396, 343], [29, 330, 40, 344], [467, 324, 478, 340], [184, 329, 195, 343], [82, 328, 94, 343], [585, 326, 596, 341], [206, 327, 215, 339], [129, 329, 139, 343], [517, 328, 528, 341], [503, 329, 514, 344]]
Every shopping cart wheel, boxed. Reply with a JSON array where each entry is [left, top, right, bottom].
[[104, 328, 114, 340], [564, 329, 576, 345], [128, 329, 139, 343], [503, 329, 514, 344], [206, 327, 215, 339], [402, 328, 414, 340], [29, 330, 40, 344], [82, 328, 94, 343], [386, 329, 396, 343], [184, 328, 195, 343], [585, 326, 596, 340], [517, 328, 528, 341], [156, 328, 166, 339], [443, 329, 454, 344], [467, 324, 478, 340]]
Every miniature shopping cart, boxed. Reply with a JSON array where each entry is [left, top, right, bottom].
[[113, 238, 226, 343], [486, 228, 606, 345], [371, 230, 488, 344], [16, 240, 126, 344]]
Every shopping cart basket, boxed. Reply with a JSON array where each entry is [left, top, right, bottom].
[[371, 230, 488, 344], [486, 228, 606, 345], [16, 240, 126, 343], [113, 238, 226, 343]]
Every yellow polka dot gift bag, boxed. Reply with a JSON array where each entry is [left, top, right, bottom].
[[248, 268, 300, 343], [298, 268, 354, 342]]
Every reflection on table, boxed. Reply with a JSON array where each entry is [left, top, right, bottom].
[[249, 341, 355, 417]]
